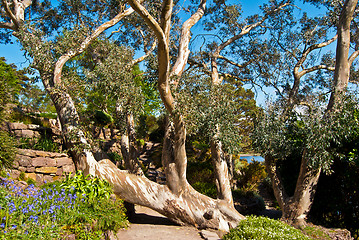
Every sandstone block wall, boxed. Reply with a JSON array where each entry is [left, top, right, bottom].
[[4, 121, 60, 139], [9, 149, 75, 185]]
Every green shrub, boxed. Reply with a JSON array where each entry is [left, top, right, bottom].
[[187, 161, 217, 198], [235, 159, 267, 192], [0, 131, 17, 170], [60, 171, 113, 201], [108, 152, 123, 164], [187, 161, 214, 184], [192, 182, 217, 199], [94, 110, 113, 126], [223, 216, 313, 240]]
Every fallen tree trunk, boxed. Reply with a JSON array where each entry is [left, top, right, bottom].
[[95, 158, 244, 230]]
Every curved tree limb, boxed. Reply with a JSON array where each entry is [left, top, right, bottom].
[[127, 0, 173, 113], [0, 21, 14, 29], [349, 49, 359, 65], [53, 6, 134, 87], [130, 39, 157, 66], [211, 1, 290, 84], [170, 0, 206, 82], [287, 35, 338, 107], [1, 0, 19, 29]]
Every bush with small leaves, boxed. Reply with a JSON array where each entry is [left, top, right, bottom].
[[223, 216, 313, 240]]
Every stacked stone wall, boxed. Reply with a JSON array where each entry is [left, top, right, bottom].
[[9, 149, 75, 185], [4, 121, 61, 139]]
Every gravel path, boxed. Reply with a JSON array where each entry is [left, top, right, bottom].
[[115, 205, 220, 240]]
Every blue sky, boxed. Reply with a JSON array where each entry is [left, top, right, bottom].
[[0, 0, 326, 65], [0, 0, 329, 106]]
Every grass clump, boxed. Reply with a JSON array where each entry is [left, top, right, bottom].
[[0, 131, 17, 170], [18, 136, 60, 153], [0, 171, 128, 239], [223, 216, 313, 240]]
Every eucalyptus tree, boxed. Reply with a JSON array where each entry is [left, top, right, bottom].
[[67, 39, 147, 174], [122, 0, 248, 230], [186, 0, 292, 199], [251, 0, 359, 227], [0, 0, 246, 230]]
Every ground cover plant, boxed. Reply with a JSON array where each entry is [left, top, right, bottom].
[[0, 172, 128, 239], [223, 216, 313, 240]]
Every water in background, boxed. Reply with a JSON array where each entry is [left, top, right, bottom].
[[240, 155, 264, 162]]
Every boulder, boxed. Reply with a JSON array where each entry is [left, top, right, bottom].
[[18, 149, 36, 157], [43, 175, 54, 183], [21, 130, 35, 138], [35, 150, 51, 157], [26, 167, 35, 173]]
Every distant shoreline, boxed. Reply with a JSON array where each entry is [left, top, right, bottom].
[[239, 153, 261, 157]]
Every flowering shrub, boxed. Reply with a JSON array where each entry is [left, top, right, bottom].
[[0, 174, 127, 239], [223, 216, 313, 240]]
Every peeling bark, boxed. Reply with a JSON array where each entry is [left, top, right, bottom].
[[266, 153, 322, 228], [211, 139, 233, 205], [126, 0, 245, 230], [121, 112, 143, 175], [94, 158, 245, 231], [1, 0, 245, 231]]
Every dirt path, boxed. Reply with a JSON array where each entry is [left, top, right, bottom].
[[115, 205, 220, 240]]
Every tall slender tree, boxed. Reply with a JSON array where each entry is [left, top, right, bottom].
[[253, 0, 359, 227]]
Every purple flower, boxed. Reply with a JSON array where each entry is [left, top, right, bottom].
[[22, 207, 29, 214], [0, 223, 5, 228], [29, 215, 39, 223], [49, 206, 55, 214]]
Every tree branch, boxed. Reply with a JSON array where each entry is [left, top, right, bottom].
[[160, 0, 173, 41], [299, 65, 335, 77], [288, 35, 338, 107], [127, 0, 173, 112], [170, 0, 206, 81], [217, 54, 257, 69], [1, 0, 19, 29], [0, 21, 14, 29], [130, 39, 157, 66], [294, 35, 337, 76], [216, 2, 290, 54], [349, 49, 359, 65], [53, 7, 134, 86], [210, 2, 290, 84]]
